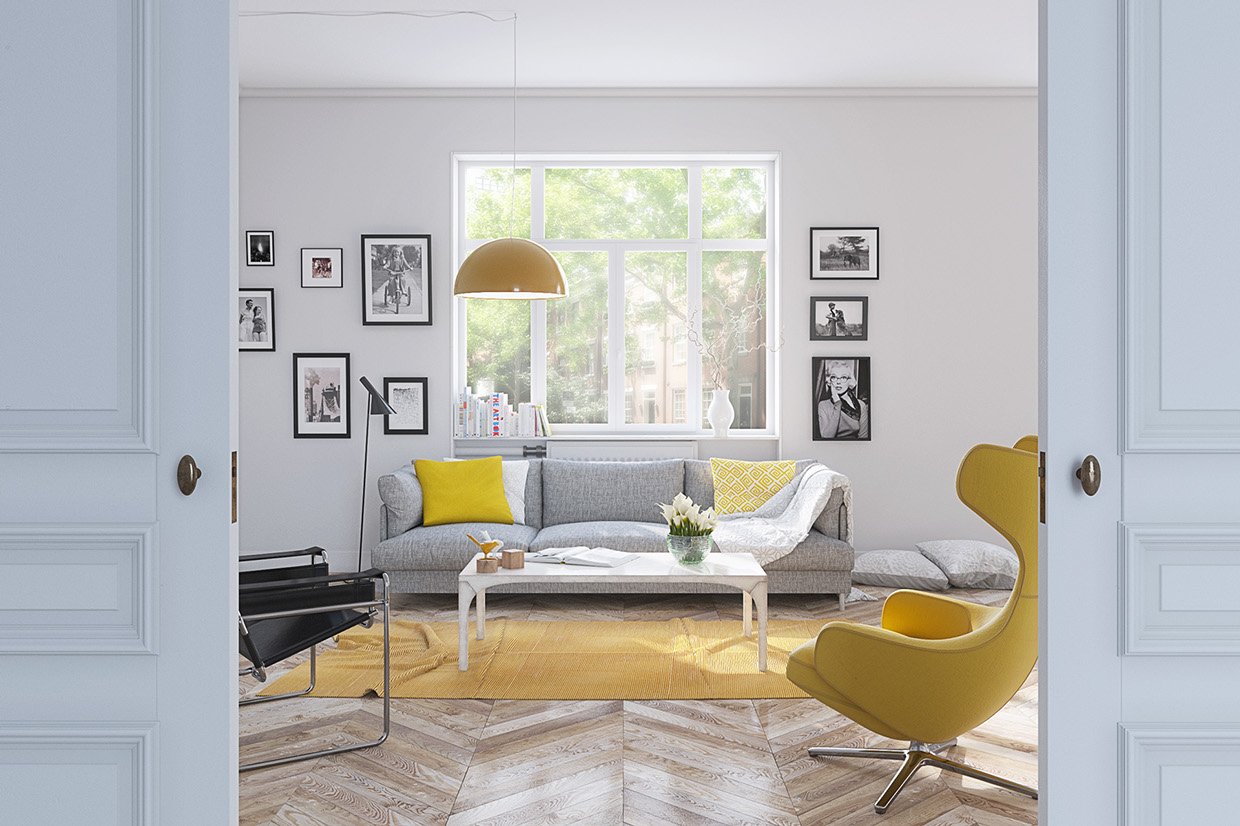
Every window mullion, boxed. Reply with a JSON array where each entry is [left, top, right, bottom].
[[687, 167, 704, 431], [531, 165, 547, 406], [608, 245, 626, 429]]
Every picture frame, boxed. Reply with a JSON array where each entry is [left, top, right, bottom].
[[810, 296, 868, 341], [237, 288, 275, 351], [246, 230, 275, 266], [810, 227, 878, 280], [293, 352, 351, 439], [301, 247, 343, 288], [361, 234, 432, 325], [812, 356, 871, 441], [383, 377, 429, 435]]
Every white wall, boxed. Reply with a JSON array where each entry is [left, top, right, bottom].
[[238, 91, 1036, 566]]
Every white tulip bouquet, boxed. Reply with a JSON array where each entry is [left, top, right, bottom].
[[657, 492, 718, 537]]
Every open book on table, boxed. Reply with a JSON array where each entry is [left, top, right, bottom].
[[526, 547, 639, 568]]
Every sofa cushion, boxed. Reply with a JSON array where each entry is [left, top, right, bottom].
[[377, 463, 422, 535], [371, 522, 538, 571], [523, 458, 543, 530], [852, 549, 949, 591], [530, 521, 671, 554], [916, 539, 1019, 589], [684, 460, 715, 508], [415, 457, 513, 526], [709, 458, 795, 514], [541, 459, 684, 527]]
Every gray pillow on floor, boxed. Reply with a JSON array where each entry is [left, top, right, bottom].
[[852, 549, 950, 591], [916, 539, 1019, 589]]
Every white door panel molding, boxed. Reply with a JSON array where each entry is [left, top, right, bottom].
[[1122, 724, 1240, 825], [0, 0, 154, 453], [0, 723, 155, 826], [1122, 524, 1240, 655], [0, 525, 155, 654], [1122, 0, 1240, 452]]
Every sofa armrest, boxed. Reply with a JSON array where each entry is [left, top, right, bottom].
[[378, 504, 391, 542], [812, 487, 848, 541]]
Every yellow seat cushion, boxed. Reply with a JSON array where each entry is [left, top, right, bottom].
[[414, 456, 513, 526], [710, 458, 795, 515]]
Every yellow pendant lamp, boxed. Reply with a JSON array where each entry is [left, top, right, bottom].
[[453, 12, 568, 301], [454, 237, 567, 299]]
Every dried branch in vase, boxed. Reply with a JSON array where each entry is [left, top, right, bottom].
[[684, 288, 783, 389]]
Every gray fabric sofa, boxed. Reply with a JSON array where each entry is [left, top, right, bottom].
[[371, 458, 853, 602]]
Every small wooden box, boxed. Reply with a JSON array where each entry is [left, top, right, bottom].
[[501, 550, 525, 569], [475, 556, 499, 574]]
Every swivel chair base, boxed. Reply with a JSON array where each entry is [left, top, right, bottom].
[[807, 739, 1038, 814]]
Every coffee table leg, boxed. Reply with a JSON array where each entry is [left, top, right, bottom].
[[476, 589, 486, 639], [754, 581, 768, 672], [458, 582, 472, 671], [742, 590, 752, 638]]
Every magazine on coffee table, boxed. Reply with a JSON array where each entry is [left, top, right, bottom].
[[526, 547, 639, 567]]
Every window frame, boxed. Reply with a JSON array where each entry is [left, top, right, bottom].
[[452, 152, 780, 437]]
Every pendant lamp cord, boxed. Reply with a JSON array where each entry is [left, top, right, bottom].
[[510, 13, 518, 241]]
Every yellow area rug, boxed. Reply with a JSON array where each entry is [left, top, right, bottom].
[[259, 618, 821, 700]]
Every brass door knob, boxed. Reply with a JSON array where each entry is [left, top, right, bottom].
[[177, 455, 202, 495], [1075, 455, 1101, 496]]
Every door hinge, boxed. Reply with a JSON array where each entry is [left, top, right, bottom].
[[1038, 450, 1046, 524]]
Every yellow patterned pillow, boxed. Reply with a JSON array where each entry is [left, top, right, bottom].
[[709, 458, 795, 515]]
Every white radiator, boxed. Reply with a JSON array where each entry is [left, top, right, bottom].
[[545, 440, 697, 461]]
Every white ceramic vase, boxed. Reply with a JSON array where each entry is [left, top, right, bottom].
[[707, 389, 735, 437]]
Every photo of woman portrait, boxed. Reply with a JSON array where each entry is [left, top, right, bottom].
[[812, 357, 871, 440]]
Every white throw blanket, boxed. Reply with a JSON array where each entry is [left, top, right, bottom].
[[712, 464, 853, 566]]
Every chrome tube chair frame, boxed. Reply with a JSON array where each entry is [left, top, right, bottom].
[[239, 548, 391, 772], [787, 440, 1040, 814]]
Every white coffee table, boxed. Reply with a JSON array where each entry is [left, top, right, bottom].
[[457, 551, 769, 671]]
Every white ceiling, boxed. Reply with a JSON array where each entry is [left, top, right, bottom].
[[239, 1, 1038, 91]]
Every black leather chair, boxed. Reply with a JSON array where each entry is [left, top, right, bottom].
[[238, 548, 390, 772]]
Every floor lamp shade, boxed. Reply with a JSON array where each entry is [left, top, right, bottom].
[[453, 238, 568, 299]]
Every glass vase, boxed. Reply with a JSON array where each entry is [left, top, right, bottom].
[[667, 533, 712, 565]]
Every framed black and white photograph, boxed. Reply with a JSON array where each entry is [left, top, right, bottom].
[[301, 247, 343, 288], [246, 230, 275, 266], [812, 356, 871, 441], [293, 353, 351, 438], [237, 288, 275, 351], [361, 234, 432, 325], [383, 377, 428, 435], [810, 296, 868, 341], [810, 227, 878, 280]]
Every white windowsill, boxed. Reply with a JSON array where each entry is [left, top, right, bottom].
[[453, 433, 778, 441]]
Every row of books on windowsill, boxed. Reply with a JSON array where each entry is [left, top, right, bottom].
[[453, 388, 552, 438]]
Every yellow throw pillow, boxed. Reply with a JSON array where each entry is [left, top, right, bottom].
[[414, 456, 514, 526], [710, 458, 795, 515]]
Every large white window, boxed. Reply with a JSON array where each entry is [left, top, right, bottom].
[[455, 154, 777, 433]]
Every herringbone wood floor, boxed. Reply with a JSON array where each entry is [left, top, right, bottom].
[[240, 588, 1037, 825]]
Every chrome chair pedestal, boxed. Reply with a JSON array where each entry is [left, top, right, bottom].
[[807, 739, 1037, 814]]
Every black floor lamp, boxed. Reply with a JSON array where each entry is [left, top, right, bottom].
[[358, 376, 397, 572]]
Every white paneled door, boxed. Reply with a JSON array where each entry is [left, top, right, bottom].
[[0, 2, 237, 824], [1043, 0, 1240, 823]]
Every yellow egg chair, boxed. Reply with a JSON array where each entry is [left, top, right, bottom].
[[785, 439, 1039, 814]]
